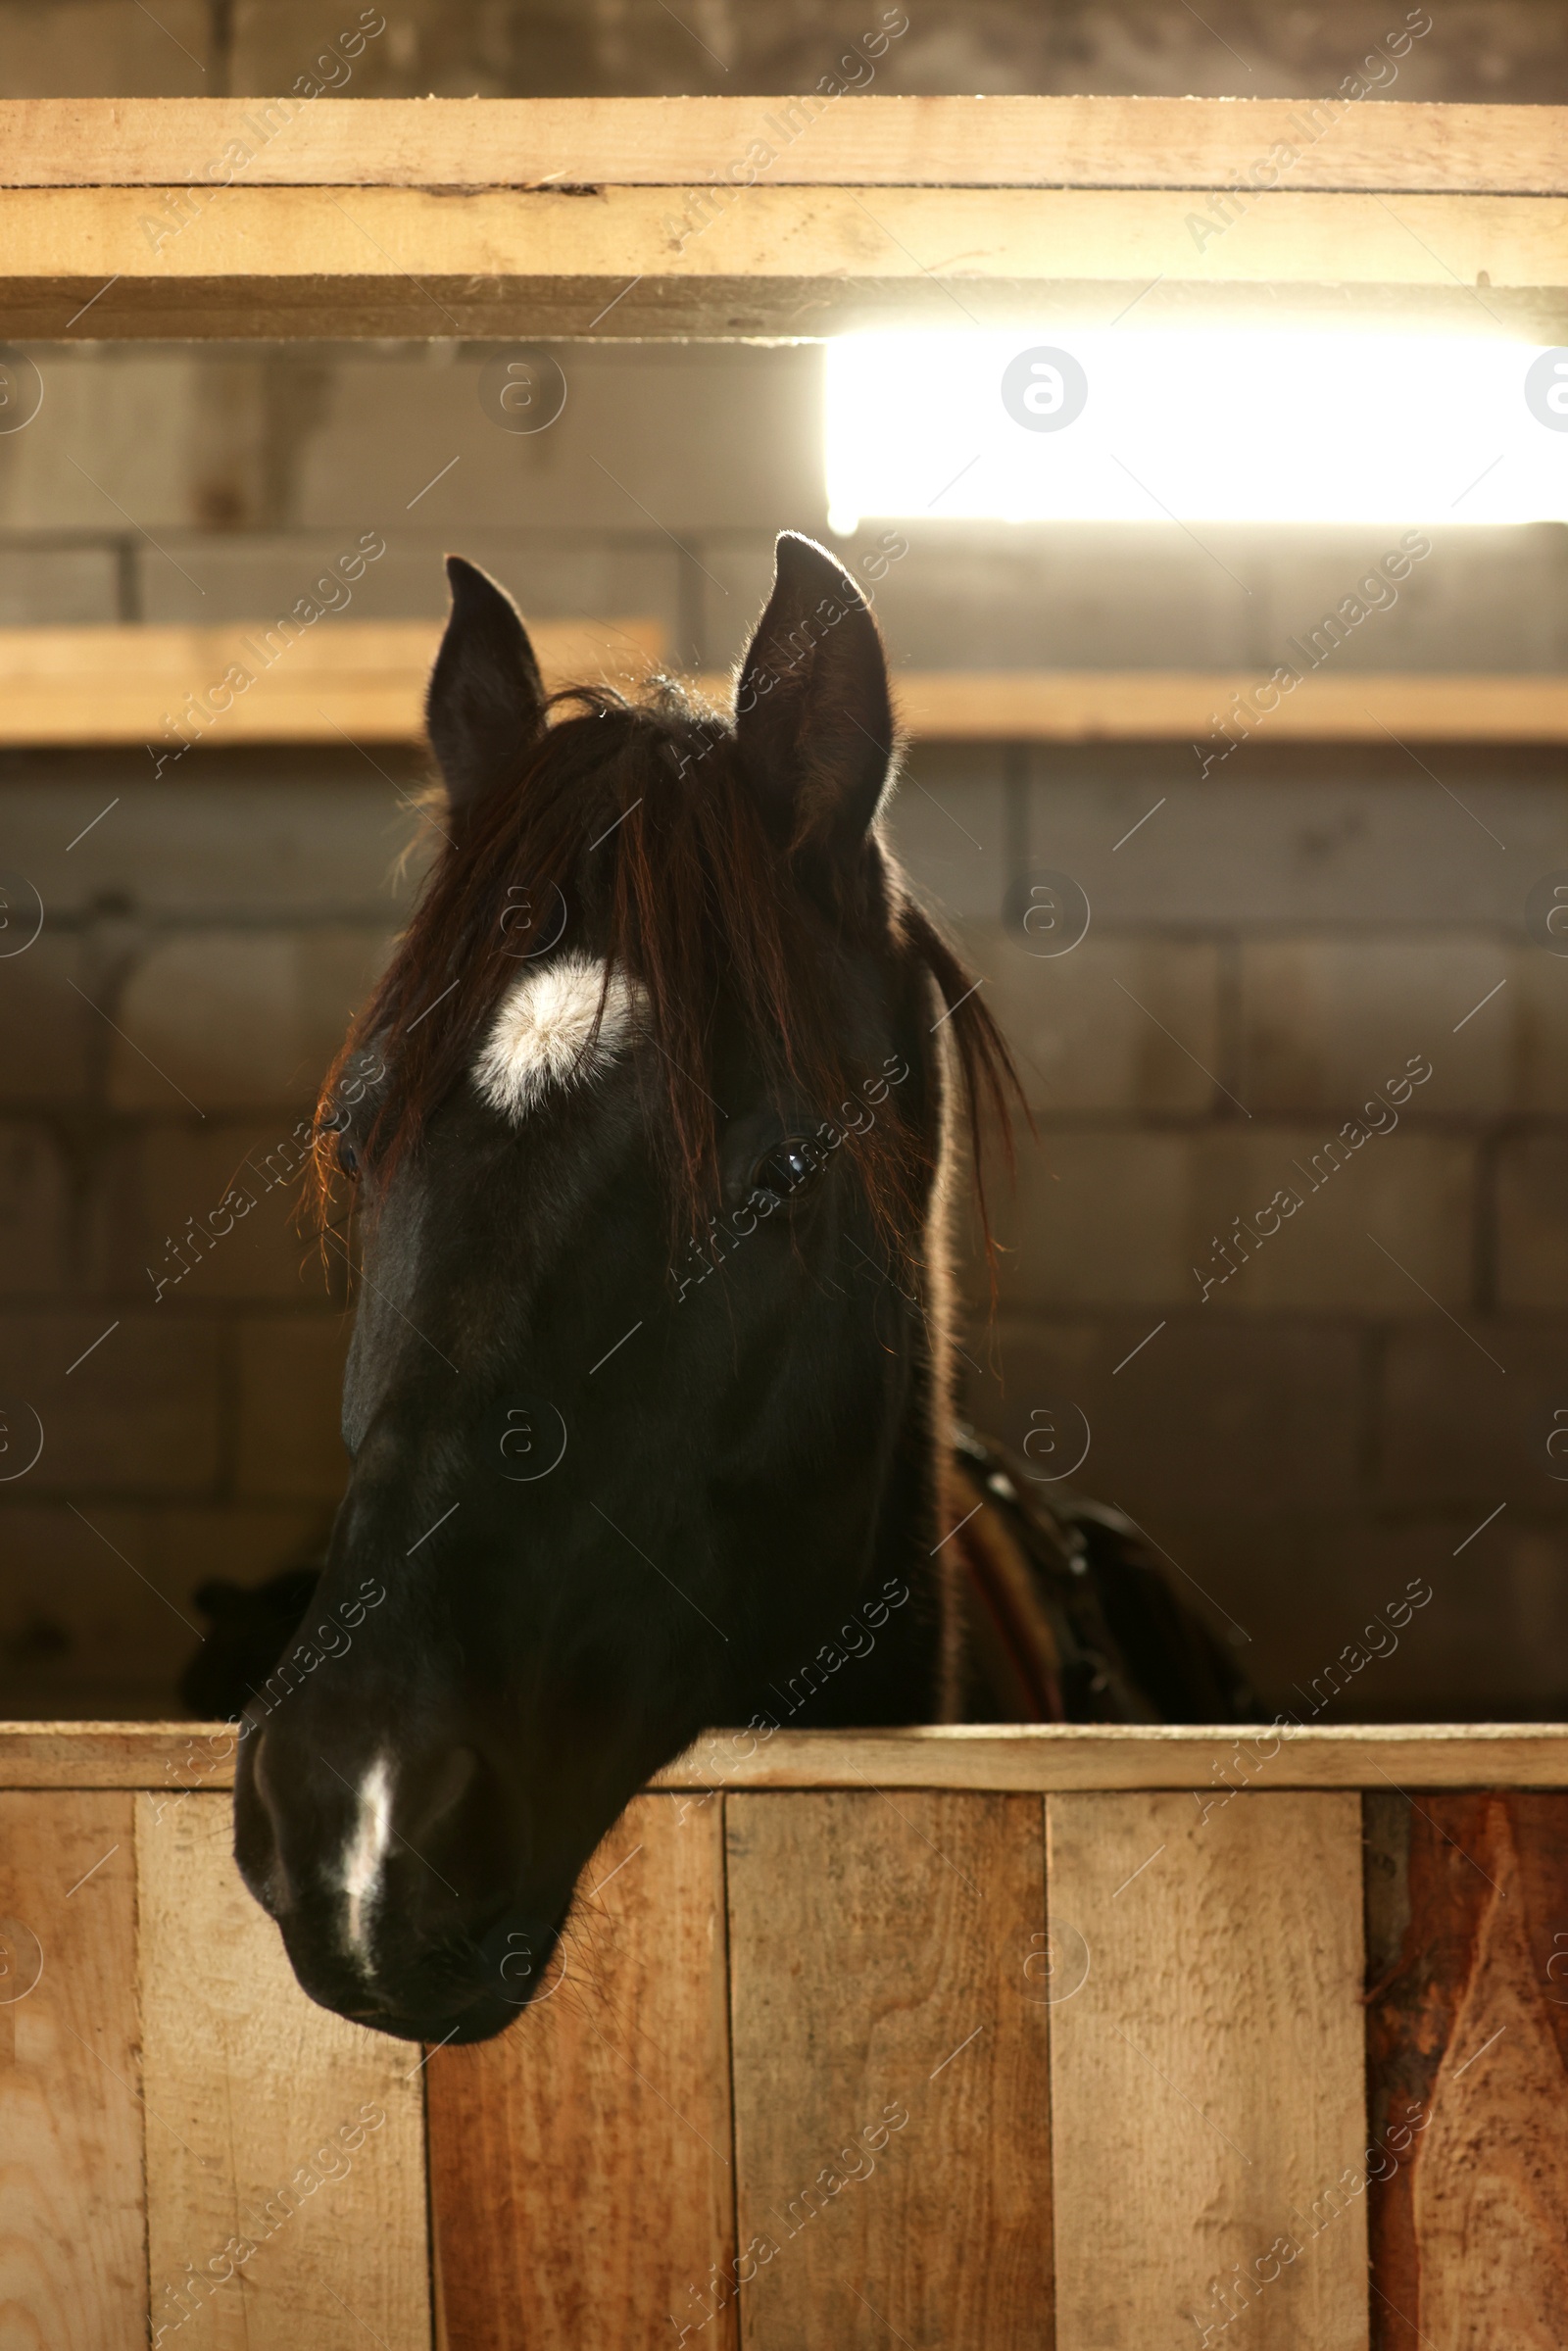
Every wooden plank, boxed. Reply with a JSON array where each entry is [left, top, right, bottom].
[[426, 1794, 736, 2351], [0, 618, 665, 748], [1364, 1790, 1568, 2349], [725, 1788, 1051, 2348], [895, 669, 1568, 746], [1048, 1790, 1367, 2351], [6, 631, 1568, 749], [0, 1719, 249, 1791], [663, 1724, 1568, 1793], [0, 1790, 146, 2350], [9, 1720, 1568, 1792], [3, 98, 1568, 197], [2, 184, 1566, 341], [135, 1790, 429, 2350]]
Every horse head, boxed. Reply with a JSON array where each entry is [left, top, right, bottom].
[[232, 532, 1012, 2041]]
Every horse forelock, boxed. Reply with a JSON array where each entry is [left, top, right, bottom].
[[309, 678, 1019, 1257]]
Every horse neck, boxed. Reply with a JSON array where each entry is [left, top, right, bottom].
[[757, 1019, 961, 1731]]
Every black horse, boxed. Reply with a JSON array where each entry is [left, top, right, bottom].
[[228, 534, 1247, 2045]]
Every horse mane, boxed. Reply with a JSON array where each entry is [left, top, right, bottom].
[[308, 676, 1020, 1265]]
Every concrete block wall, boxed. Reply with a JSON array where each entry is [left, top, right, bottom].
[[2, 332, 1567, 1719], [935, 743, 1568, 1720], [0, 745, 415, 1713]]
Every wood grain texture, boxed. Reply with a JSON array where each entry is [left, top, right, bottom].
[[135, 1791, 429, 2350], [725, 1788, 1052, 2349], [1364, 1790, 1568, 2350], [3, 97, 1568, 194], [427, 1794, 736, 2351], [0, 1720, 248, 1790], [0, 1790, 146, 2351], [1048, 1790, 1367, 2351], [664, 1723, 1568, 1792], [3, 185, 1567, 342], [893, 670, 1568, 745], [8, 1721, 1568, 1792], [10, 641, 1568, 749], [0, 618, 665, 747]]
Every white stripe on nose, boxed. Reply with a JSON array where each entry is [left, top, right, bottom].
[[338, 1754, 395, 1973]]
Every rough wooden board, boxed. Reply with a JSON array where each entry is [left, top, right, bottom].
[[1048, 1789, 1367, 2351], [135, 1790, 430, 2350], [0, 1790, 146, 2351], [11, 638, 1568, 747], [725, 1788, 1052, 2349], [8, 1721, 1568, 1792], [893, 669, 1568, 745], [11, 276, 1548, 345], [426, 1794, 735, 2351], [662, 1723, 1568, 1792], [3, 98, 1568, 195], [1364, 1790, 1568, 2350], [0, 618, 665, 746], [0, 1720, 251, 1791], [3, 185, 1567, 342]]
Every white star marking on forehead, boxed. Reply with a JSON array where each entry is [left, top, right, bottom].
[[472, 951, 638, 1121]]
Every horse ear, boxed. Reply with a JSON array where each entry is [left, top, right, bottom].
[[734, 531, 894, 856], [425, 556, 548, 814]]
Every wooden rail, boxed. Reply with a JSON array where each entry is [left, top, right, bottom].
[[0, 618, 666, 748], [891, 670, 1568, 745], [4, 1717, 1566, 1788], [1, 97, 1566, 339], [7, 97, 1568, 193], [2, 1721, 1564, 2345], [3, 624, 1566, 746]]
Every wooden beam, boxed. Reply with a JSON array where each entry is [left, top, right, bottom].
[[2, 626, 1564, 746], [6, 1720, 1568, 1792], [0, 619, 666, 748], [893, 668, 1568, 744], [0, 99, 1565, 339], [662, 1723, 1568, 1794], [4, 97, 1568, 195], [3, 185, 1565, 341]]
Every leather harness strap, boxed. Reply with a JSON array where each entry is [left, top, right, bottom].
[[948, 1456, 1065, 1722], [946, 1428, 1168, 1726]]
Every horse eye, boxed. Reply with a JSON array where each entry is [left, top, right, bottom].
[[749, 1138, 821, 1206], [334, 1130, 360, 1179]]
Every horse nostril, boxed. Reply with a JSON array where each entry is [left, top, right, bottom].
[[249, 1724, 292, 1828], [407, 1744, 481, 1843], [394, 1742, 517, 1901], [232, 1722, 533, 2034], [232, 1726, 288, 1913]]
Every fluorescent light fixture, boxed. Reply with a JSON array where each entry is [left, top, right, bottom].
[[823, 330, 1568, 532]]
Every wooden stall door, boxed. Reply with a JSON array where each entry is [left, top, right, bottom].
[[0, 1790, 145, 2351], [1048, 1788, 1369, 2351], [725, 1788, 1053, 2351], [427, 1793, 736, 2351], [1365, 1789, 1568, 2348], [136, 1792, 430, 2350]]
